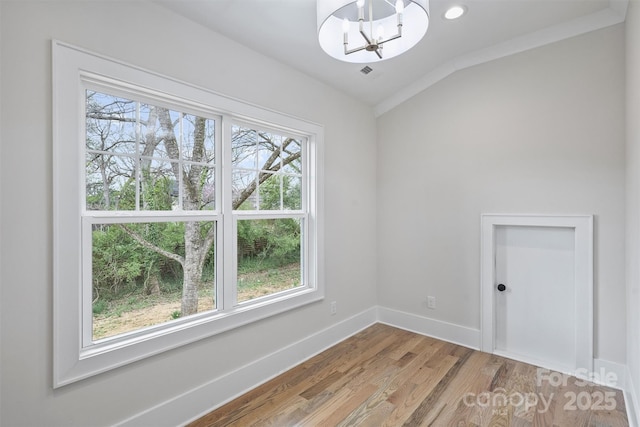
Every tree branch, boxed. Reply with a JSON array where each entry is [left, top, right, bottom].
[[86, 112, 137, 123], [119, 225, 185, 266], [232, 150, 302, 209]]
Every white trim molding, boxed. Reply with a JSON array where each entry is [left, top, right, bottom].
[[377, 306, 480, 350], [480, 214, 594, 374], [592, 359, 627, 390], [627, 366, 640, 427]]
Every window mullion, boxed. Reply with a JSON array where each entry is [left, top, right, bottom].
[[254, 130, 260, 211], [279, 136, 284, 211], [81, 217, 94, 348], [135, 101, 141, 210], [302, 138, 310, 290], [178, 113, 184, 210], [221, 116, 235, 310], [302, 136, 308, 213]]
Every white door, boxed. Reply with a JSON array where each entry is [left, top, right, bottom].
[[494, 225, 576, 372]]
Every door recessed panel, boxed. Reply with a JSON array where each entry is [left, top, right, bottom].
[[495, 225, 576, 371]]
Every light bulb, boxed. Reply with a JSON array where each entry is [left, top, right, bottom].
[[342, 17, 350, 33], [395, 0, 404, 14], [444, 5, 466, 20], [356, 0, 365, 8]]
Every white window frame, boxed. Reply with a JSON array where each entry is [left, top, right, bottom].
[[52, 41, 324, 387]]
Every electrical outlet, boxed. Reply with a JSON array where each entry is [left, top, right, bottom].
[[330, 301, 337, 315], [427, 296, 436, 309]]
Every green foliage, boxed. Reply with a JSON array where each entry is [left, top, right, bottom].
[[259, 175, 281, 210], [237, 217, 300, 270], [93, 300, 108, 315], [171, 310, 181, 320], [259, 174, 301, 210], [86, 174, 138, 211], [91, 174, 188, 302], [91, 220, 220, 305], [234, 174, 301, 271], [92, 223, 185, 299], [140, 171, 174, 210], [92, 225, 146, 296]]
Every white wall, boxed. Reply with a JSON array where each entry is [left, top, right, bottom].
[[377, 25, 626, 363], [626, 0, 640, 420], [0, 1, 377, 425]]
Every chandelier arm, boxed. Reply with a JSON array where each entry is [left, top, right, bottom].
[[359, 29, 373, 45], [343, 16, 375, 56], [358, 16, 372, 45], [377, 19, 402, 46], [378, 32, 401, 46], [344, 44, 368, 55]]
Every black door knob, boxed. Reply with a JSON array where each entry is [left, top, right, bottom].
[[497, 284, 506, 292]]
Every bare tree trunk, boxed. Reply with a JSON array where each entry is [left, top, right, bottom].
[[145, 276, 161, 296], [155, 113, 211, 317], [182, 221, 206, 315]]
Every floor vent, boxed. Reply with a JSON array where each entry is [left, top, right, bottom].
[[360, 66, 373, 75]]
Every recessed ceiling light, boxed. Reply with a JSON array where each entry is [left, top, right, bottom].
[[444, 5, 466, 20]]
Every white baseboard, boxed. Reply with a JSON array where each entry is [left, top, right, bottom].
[[377, 306, 481, 350], [592, 358, 627, 389], [626, 366, 640, 427], [114, 307, 378, 427], [586, 360, 638, 427]]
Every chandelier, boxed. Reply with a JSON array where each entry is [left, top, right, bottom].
[[317, 0, 429, 63]]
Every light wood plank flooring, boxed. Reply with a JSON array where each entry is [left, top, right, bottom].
[[189, 323, 628, 426]]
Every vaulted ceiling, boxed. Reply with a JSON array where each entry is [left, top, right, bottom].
[[156, 0, 627, 115]]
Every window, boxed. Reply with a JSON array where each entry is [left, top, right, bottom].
[[85, 91, 221, 343], [53, 41, 323, 387]]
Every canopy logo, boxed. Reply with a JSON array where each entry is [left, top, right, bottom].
[[461, 367, 619, 414]]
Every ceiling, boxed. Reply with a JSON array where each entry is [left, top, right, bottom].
[[156, 0, 627, 114]]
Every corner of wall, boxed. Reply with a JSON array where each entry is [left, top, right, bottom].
[[625, 366, 640, 427], [628, 0, 640, 425]]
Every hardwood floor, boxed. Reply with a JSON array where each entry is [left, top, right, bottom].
[[189, 323, 628, 426]]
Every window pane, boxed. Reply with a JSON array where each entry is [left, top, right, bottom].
[[182, 114, 215, 163], [86, 91, 137, 156], [281, 137, 302, 174], [140, 159, 178, 210], [236, 218, 302, 303], [258, 172, 281, 210], [232, 125, 257, 169], [183, 163, 215, 210], [233, 169, 257, 210], [232, 124, 304, 212], [91, 221, 216, 341], [139, 105, 181, 160], [244, 174, 302, 211], [258, 132, 279, 170], [283, 175, 302, 210], [86, 153, 137, 210]]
